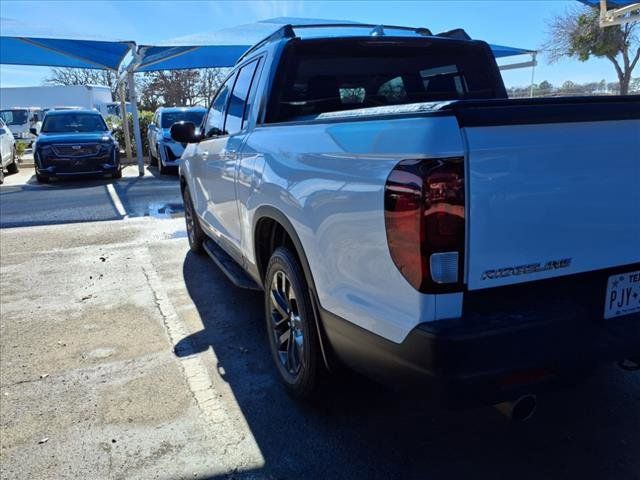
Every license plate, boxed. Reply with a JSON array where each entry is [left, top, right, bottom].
[[604, 270, 640, 319]]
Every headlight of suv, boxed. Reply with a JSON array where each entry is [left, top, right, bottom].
[[98, 143, 115, 154]]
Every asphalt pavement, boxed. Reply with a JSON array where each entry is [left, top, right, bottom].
[[1, 165, 639, 480], [0, 164, 182, 228]]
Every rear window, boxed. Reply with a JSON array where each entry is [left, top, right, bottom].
[[267, 38, 505, 123], [161, 110, 206, 129], [41, 113, 108, 133]]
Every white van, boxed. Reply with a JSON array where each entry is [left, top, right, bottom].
[[0, 107, 43, 145]]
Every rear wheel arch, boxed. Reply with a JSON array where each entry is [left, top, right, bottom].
[[253, 207, 314, 290], [253, 206, 335, 371]]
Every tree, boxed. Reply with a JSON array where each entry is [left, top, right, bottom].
[[197, 68, 228, 106], [45, 66, 227, 111], [45, 67, 119, 98], [538, 80, 553, 91], [545, 6, 639, 95], [137, 68, 226, 110]]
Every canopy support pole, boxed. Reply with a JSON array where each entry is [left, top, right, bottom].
[[529, 52, 537, 98], [127, 71, 144, 176], [118, 81, 132, 163]]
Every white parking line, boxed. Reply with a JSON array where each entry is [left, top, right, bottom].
[[106, 183, 128, 218], [140, 252, 263, 463]]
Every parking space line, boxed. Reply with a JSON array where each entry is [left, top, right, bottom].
[[106, 183, 128, 218], [139, 251, 263, 461]]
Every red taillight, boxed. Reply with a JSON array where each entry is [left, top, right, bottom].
[[384, 157, 465, 293]]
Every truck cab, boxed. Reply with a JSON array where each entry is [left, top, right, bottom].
[[0, 107, 42, 145]]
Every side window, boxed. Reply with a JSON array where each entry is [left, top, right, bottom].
[[205, 73, 235, 137], [224, 59, 260, 136]]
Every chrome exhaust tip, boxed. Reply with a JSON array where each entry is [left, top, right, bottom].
[[495, 394, 537, 422]]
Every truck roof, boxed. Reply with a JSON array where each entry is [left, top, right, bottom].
[[236, 22, 472, 64], [0, 106, 42, 111]]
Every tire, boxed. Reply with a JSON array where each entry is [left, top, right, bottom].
[[147, 145, 155, 166], [182, 185, 205, 254], [158, 146, 167, 175], [6, 149, 19, 174], [265, 247, 322, 399], [35, 172, 49, 183]]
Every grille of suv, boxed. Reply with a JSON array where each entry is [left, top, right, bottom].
[[53, 144, 99, 157]]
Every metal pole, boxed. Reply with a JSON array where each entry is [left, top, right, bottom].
[[127, 71, 144, 176], [118, 81, 133, 163], [600, 0, 608, 26], [529, 52, 537, 98]]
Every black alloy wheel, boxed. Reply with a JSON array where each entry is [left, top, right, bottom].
[[265, 247, 321, 398]]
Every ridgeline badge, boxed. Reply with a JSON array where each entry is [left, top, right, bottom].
[[481, 258, 572, 280]]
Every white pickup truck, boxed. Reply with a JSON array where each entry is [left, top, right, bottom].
[[171, 23, 640, 415]]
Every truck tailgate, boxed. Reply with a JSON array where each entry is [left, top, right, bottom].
[[454, 98, 640, 290]]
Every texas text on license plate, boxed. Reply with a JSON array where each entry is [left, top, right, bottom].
[[604, 270, 640, 319]]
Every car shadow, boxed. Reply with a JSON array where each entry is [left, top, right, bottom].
[[145, 162, 180, 178], [174, 251, 640, 480]]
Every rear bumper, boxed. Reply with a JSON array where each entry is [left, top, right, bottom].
[[320, 264, 640, 405]]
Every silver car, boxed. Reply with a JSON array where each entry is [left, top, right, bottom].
[[0, 118, 19, 184], [147, 107, 206, 174]]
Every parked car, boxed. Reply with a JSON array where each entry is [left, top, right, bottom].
[[172, 24, 640, 417], [0, 117, 19, 184], [147, 107, 206, 174], [32, 109, 121, 183]]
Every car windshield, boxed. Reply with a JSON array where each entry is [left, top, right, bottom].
[[0, 109, 29, 125], [161, 110, 205, 129], [41, 113, 108, 133]]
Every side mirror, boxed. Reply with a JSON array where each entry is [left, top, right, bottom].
[[170, 121, 200, 143], [30, 127, 39, 136]]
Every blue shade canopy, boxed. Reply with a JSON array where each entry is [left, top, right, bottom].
[[135, 18, 534, 71], [0, 36, 132, 70], [135, 45, 250, 71], [577, 0, 638, 6], [0, 17, 132, 70], [490, 43, 536, 58], [1, 16, 535, 73], [134, 18, 356, 71]]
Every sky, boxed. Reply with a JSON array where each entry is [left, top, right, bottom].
[[0, 0, 624, 89]]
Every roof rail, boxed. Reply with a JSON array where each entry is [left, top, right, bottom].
[[236, 22, 433, 64], [236, 24, 295, 64]]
